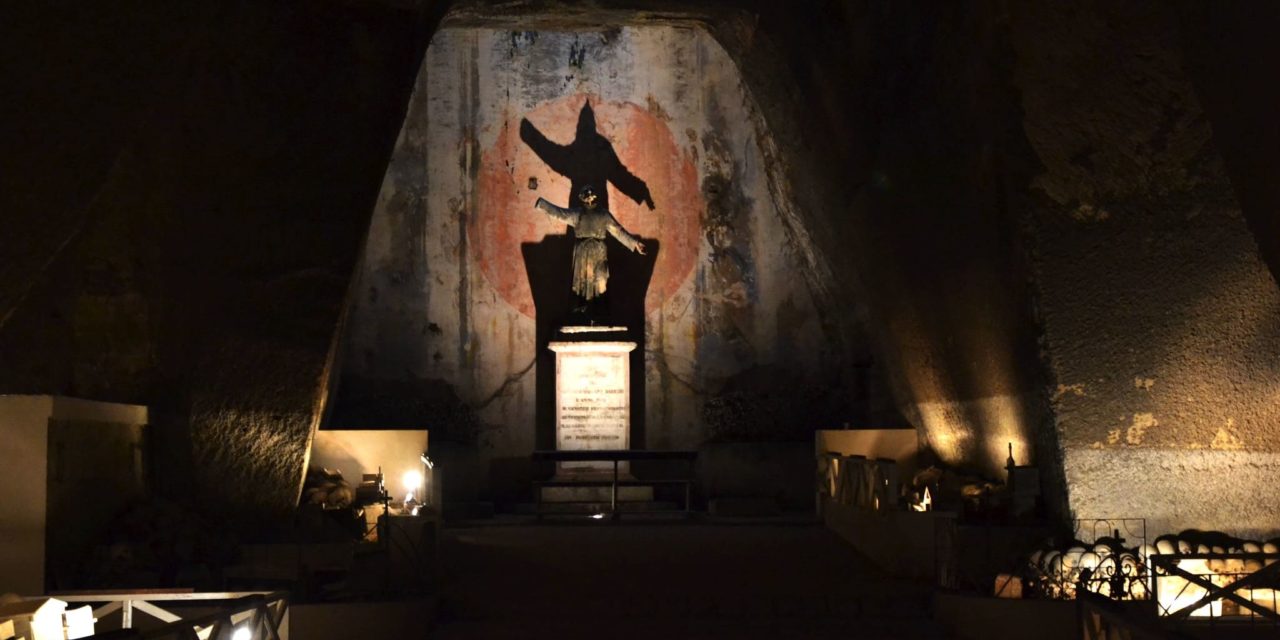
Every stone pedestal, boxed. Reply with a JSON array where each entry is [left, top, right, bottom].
[[542, 326, 651, 503], [549, 327, 634, 471], [541, 480, 653, 504]]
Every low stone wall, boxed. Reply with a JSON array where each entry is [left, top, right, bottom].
[[933, 593, 1076, 640], [821, 499, 952, 581]]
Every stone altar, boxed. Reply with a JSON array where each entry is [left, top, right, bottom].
[[543, 325, 651, 503], [548, 326, 634, 473]]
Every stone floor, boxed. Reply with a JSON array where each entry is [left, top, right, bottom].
[[430, 520, 951, 639]]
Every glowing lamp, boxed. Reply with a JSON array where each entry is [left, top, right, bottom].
[[402, 470, 423, 494], [232, 627, 252, 640]]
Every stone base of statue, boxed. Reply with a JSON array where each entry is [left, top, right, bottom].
[[539, 476, 654, 504], [539, 324, 652, 503]]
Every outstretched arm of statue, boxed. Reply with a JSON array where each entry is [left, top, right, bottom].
[[606, 216, 645, 254], [535, 197, 579, 227]]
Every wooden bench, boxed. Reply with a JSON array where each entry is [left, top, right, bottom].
[[531, 449, 697, 518]]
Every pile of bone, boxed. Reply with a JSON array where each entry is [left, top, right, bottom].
[[1148, 535, 1280, 575], [1026, 538, 1152, 600], [301, 467, 355, 509], [1147, 533, 1280, 616], [1025, 531, 1280, 601]]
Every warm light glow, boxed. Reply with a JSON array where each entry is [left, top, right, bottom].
[[1248, 588, 1279, 615], [911, 486, 933, 512], [591, 513, 606, 520], [1156, 559, 1219, 618], [231, 627, 252, 640], [402, 470, 423, 493], [1152, 558, 1280, 618]]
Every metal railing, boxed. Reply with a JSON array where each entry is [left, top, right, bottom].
[[1149, 553, 1280, 628], [1018, 519, 1152, 601], [57, 590, 288, 640]]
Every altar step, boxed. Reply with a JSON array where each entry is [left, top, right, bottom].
[[533, 471, 695, 516], [513, 499, 685, 515], [538, 483, 654, 503]]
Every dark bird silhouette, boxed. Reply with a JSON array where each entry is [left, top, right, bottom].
[[520, 100, 656, 214]]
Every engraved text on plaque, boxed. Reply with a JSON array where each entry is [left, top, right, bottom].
[[548, 339, 636, 473]]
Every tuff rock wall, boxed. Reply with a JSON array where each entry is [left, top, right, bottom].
[[0, 1, 435, 523], [1011, 2, 1280, 538], [332, 25, 897, 501], [4, 0, 1280, 537], [709, 0, 1280, 535], [713, 0, 1061, 499]]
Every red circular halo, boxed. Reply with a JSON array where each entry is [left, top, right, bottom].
[[472, 93, 703, 318]]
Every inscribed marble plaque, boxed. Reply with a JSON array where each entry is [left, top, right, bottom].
[[548, 340, 635, 473]]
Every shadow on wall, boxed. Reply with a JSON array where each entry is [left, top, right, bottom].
[[703, 364, 852, 442], [327, 376, 480, 443], [522, 235, 658, 452], [520, 100, 656, 216], [697, 441, 815, 511], [886, 285, 1046, 482]]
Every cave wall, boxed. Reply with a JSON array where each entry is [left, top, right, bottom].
[[334, 25, 885, 499], [1009, 2, 1280, 538], [722, 0, 1280, 536], [5, 0, 1280, 536], [1180, 2, 1280, 290], [712, 1, 1060, 495], [854, 2, 1052, 485], [0, 1, 433, 522]]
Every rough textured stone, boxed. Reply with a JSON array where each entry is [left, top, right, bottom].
[[1180, 2, 1280, 295], [0, 1, 436, 522], [1011, 1, 1280, 537], [4, 0, 1280, 539], [718, 1, 1059, 502], [334, 25, 889, 501]]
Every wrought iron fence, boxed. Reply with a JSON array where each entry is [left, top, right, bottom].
[[1148, 552, 1280, 630], [1076, 519, 1148, 551], [1020, 518, 1153, 601]]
